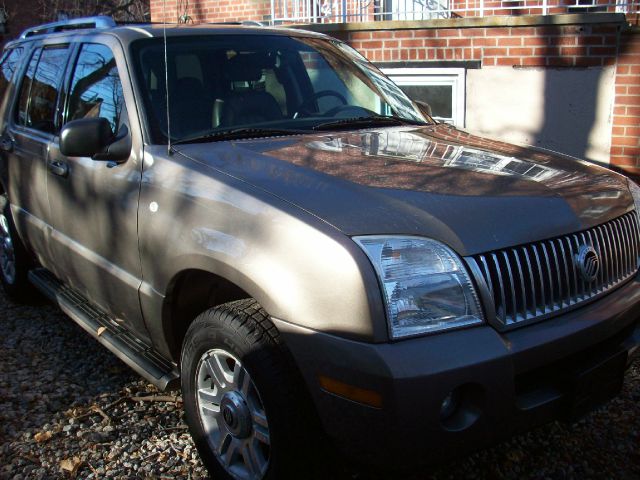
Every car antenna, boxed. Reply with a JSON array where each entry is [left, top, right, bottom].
[[163, 0, 173, 155]]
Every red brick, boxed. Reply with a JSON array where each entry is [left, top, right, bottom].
[[614, 116, 640, 126], [611, 156, 639, 167], [437, 29, 460, 37], [547, 56, 573, 67], [549, 36, 577, 46], [372, 31, 393, 39], [473, 38, 497, 47], [361, 40, 383, 49], [496, 57, 517, 66], [521, 57, 546, 66], [560, 46, 587, 56], [623, 147, 640, 156], [484, 47, 508, 56], [461, 28, 486, 37], [351, 31, 372, 40], [612, 136, 640, 147], [448, 38, 472, 47], [617, 75, 640, 86], [498, 37, 522, 46], [510, 47, 534, 56], [578, 36, 605, 46], [523, 37, 548, 46], [401, 39, 424, 48], [393, 30, 414, 38], [617, 96, 640, 106], [625, 127, 640, 139], [590, 46, 617, 56]]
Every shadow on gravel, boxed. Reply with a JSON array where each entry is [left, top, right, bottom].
[[1, 287, 639, 479]]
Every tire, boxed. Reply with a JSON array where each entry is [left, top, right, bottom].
[[0, 194, 33, 301], [181, 299, 324, 480]]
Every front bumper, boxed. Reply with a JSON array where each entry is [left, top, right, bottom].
[[272, 275, 640, 469]]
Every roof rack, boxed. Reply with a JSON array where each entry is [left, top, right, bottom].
[[20, 15, 116, 39]]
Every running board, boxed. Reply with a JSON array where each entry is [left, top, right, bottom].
[[29, 268, 179, 390]]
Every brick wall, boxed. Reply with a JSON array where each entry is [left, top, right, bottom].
[[610, 30, 640, 175], [347, 24, 620, 66], [150, 0, 271, 23]]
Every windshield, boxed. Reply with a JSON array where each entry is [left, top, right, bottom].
[[131, 34, 429, 143]]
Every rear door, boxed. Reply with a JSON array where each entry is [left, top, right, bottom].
[[4, 42, 70, 274], [46, 38, 148, 340]]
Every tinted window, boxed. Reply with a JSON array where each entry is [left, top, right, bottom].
[[16, 48, 40, 127], [67, 43, 124, 134], [0, 47, 24, 99], [16, 46, 69, 133]]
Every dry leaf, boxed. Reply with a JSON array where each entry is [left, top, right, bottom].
[[34, 431, 52, 443], [96, 327, 106, 336], [59, 456, 82, 477]]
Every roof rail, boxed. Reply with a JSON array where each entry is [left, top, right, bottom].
[[20, 15, 116, 39]]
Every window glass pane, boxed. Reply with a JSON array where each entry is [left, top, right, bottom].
[[397, 84, 453, 119], [25, 46, 68, 133], [68, 43, 124, 134], [16, 49, 40, 127], [0, 47, 24, 100]]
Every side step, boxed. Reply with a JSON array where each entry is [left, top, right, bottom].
[[29, 268, 180, 390]]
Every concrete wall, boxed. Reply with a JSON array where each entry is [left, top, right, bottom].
[[466, 66, 616, 163]]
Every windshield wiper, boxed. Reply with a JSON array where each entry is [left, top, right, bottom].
[[173, 127, 310, 145], [312, 115, 427, 131]]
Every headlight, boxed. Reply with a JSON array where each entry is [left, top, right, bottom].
[[354, 236, 484, 339], [628, 178, 640, 216]]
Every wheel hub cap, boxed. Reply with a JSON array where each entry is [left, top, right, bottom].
[[220, 391, 252, 438], [196, 349, 270, 480]]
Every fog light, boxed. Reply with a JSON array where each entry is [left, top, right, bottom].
[[440, 389, 460, 420]]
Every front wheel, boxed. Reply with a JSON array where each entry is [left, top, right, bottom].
[[0, 195, 33, 301], [181, 299, 322, 480]]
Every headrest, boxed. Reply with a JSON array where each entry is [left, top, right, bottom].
[[224, 52, 276, 82]]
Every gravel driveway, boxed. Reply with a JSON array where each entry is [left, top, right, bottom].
[[1, 289, 639, 479]]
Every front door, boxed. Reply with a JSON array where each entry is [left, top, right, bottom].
[[46, 39, 148, 340]]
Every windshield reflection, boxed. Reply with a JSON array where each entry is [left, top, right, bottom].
[[132, 35, 427, 143]]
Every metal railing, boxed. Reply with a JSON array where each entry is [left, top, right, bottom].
[[270, 0, 640, 23]]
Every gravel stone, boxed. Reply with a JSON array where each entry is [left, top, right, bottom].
[[1, 288, 639, 479]]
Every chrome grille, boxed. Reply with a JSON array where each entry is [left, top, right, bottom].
[[467, 211, 640, 329]]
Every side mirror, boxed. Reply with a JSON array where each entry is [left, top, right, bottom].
[[60, 117, 131, 162]]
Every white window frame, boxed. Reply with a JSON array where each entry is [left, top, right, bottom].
[[382, 67, 466, 127]]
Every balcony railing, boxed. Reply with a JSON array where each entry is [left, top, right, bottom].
[[269, 0, 640, 23]]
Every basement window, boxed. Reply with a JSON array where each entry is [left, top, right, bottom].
[[382, 67, 466, 127]]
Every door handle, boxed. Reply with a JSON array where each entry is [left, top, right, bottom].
[[48, 160, 69, 177], [0, 137, 13, 152]]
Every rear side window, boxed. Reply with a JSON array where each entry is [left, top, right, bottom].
[[67, 43, 124, 134], [16, 45, 69, 133], [0, 47, 24, 99]]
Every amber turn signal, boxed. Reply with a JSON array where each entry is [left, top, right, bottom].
[[318, 375, 383, 409]]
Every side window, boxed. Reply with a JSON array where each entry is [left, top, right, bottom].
[[16, 48, 40, 127], [67, 43, 124, 134], [0, 47, 24, 99], [16, 45, 69, 133]]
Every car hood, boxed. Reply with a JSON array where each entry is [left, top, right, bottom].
[[175, 124, 633, 256]]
